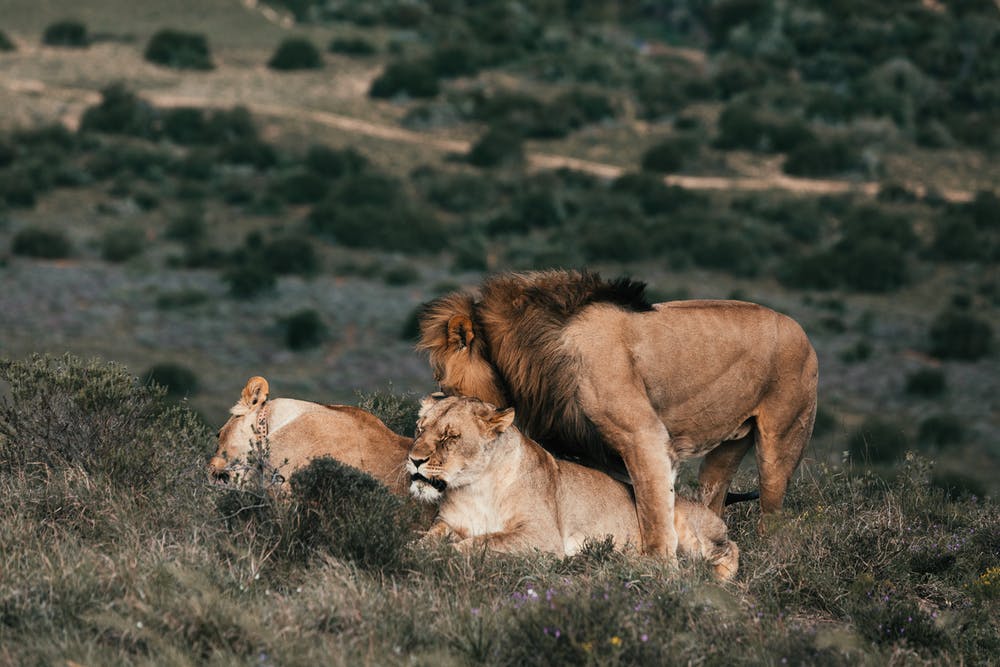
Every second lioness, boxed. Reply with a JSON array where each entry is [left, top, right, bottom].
[[409, 395, 739, 580]]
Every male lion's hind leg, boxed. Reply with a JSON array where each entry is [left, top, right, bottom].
[[754, 399, 816, 517], [697, 435, 754, 517]]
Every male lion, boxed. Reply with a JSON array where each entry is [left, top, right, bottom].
[[408, 395, 739, 580], [208, 376, 413, 495], [417, 270, 818, 559]]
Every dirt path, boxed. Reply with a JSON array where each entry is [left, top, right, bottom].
[[1, 77, 975, 202]]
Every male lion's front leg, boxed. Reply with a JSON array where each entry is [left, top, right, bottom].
[[619, 439, 678, 560]]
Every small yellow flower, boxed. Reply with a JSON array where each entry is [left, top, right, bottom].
[[581, 641, 594, 653], [609, 636, 622, 647]]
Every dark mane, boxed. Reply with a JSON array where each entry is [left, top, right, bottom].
[[473, 270, 647, 472], [487, 270, 653, 319]]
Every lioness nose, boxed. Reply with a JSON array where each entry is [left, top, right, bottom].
[[409, 456, 429, 468]]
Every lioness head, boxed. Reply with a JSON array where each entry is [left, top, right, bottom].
[[208, 376, 269, 483], [416, 293, 508, 407], [407, 394, 515, 503]]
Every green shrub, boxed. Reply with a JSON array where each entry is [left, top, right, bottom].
[[356, 389, 420, 437], [144, 29, 213, 70], [836, 238, 909, 292], [329, 36, 376, 56], [281, 309, 327, 350], [78, 84, 159, 139], [305, 144, 367, 177], [100, 225, 145, 262], [369, 60, 439, 98], [142, 362, 199, 399], [848, 418, 910, 463], [155, 288, 210, 310], [917, 415, 965, 447], [272, 169, 329, 204], [413, 168, 497, 213], [930, 470, 987, 500], [0, 169, 39, 207], [929, 309, 993, 360], [383, 262, 421, 286], [428, 43, 482, 77], [223, 261, 277, 298], [0, 30, 16, 51], [929, 218, 986, 261], [310, 201, 447, 252], [11, 227, 72, 258], [166, 210, 206, 244], [262, 236, 319, 276], [640, 137, 696, 173], [904, 368, 947, 397], [783, 137, 863, 176], [42, 20, 88, 48], [468, 126, 524, 168], [0, 354, 209, 493], [285, 458, 418, 572], [217, 138, 279, 169], [611, 172, 705, 215], [268, 37, 323, 70]]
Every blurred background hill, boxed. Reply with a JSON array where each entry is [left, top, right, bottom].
[[0, 0, 997, 494]]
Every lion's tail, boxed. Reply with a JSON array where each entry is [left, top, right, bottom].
[[230, 376, 270, 416], [724, 490, 760, 505]]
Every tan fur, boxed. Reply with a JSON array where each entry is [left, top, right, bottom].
[[208, 377, 414, 495], [408, 395, 739, 580], [418, 270, 818, 559]]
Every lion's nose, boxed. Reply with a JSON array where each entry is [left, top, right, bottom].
[[212, 470, 231, 484], [207, 456, 230, 483], [409, 456, 429, 469]]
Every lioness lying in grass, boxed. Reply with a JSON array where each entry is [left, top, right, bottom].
[[209, 376, 413, 495], [408, 395, 739, 580]]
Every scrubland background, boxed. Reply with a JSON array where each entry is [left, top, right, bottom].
[[0, 1, 997, 664]]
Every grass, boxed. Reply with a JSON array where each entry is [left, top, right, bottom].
[[0, 355, 997, 665]]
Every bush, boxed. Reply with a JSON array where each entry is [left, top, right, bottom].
[[217, 138, 279, 169], [144, 29, 213, 70], [836, 238, 909, 292], [640, 137, 695, 173], [929, 309, 993, 360], [305, 144, 367, 177], [468, 126, 523, 168], [281, 309, 327, 350], [0, 169, 39, 207], [929, 218, 986, 261], [383, 263, 421, 286], [262, 236, 319, 276], [0, 30, 16, 52], [783, 137, 863, 176], [79, 84, 159, 139], [11, 227, 72, 259], [142, 362, 199, 399], [100, 225, 145, 262], [329, 37, 376, 56], [917, 415, 965, 447], [848, 418, 910, 463], [904, 368, 947, 397], [285, 458, 418, 571], [224, 261, 277, 298], [268, 37, 323, 70], [166, 210, 206, 244], [42, 20, 88, 48], [0, 354, 209, 493], [369, 60, 439, 98], [272, 169, 329, 204]]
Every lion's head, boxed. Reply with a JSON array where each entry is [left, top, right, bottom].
[[407, 394, 515, 503], [416, 292, 508, 408], [208, 376, 270, 482]]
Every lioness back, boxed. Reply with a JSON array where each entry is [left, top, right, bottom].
[[211, 378, 413, 495]]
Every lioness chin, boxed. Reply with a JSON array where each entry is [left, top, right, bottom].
[[408, 394, 739, 581]]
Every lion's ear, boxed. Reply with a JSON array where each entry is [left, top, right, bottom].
[[488, 407, 516, 433], [419, 392, 446, 417], [231, 376, 269, 416], [446, 314, 475, 351]]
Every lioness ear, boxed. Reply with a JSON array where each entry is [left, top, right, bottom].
[[419, 392, 445, 416], [244, 376, 269, 406], [489, 407, 516, 433], [446, 314, 475, 351]]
